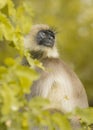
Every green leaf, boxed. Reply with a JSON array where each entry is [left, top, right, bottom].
[[0, 0, 7, 9], [1, 84, 18, 115], [34, 59, 45, 70], [29, 97, 50, 109], [15, 2, 33, 34], [0, 29, 3, 40], [0, 66, 7, 80], [7, 0, 16, 18], [74, 108, 93, 125], [51, 113, 72, 130], [4, 57, 16, 66], [0, 66, 7, 74], [0, 12, 14, 40], [15, 65, 39, 93]]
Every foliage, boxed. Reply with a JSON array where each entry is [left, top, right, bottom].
[[0, 0, 71, 130], [0, 0, 93, 130]]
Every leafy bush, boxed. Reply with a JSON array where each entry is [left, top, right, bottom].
[[0, 0, 93, 130]]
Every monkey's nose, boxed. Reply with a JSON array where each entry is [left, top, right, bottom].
[[43, 39, 55, 47], [37, 37, 55, 47]]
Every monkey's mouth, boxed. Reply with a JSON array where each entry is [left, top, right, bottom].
[[38, 39, 55, 48], [43, 41, 54, 47]]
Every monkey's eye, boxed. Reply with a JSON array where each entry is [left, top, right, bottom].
[[39, 32, 46, 39], [49, 35, 54, 40]]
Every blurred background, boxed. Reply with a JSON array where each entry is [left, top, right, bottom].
[[0, 0, 93, 106]]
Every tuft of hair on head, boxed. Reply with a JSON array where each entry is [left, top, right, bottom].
[[49, 26, 58, 35], [24, 24, 59, 59]]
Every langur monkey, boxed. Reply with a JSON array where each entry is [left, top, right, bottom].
[[23, 24, 89, 129]]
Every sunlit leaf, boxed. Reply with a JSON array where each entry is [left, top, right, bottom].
[[1, 84, 18, 115], [15, 65, 39, 93], [4, 57, 16, 66], [7, 0, 16, 17], [74, 108, 93, 125], [51, 113, 72, 130], [0, 12, 14, 40], [0, 0, 7, 9]]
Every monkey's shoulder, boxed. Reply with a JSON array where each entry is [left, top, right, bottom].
[[41, 57, 85, 87], [42, 58, 76, 76]]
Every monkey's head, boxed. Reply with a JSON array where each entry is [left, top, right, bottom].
[[24, 24, 59, 59]]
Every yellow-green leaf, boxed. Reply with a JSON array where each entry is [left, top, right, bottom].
[[0, 0, 7, 9]]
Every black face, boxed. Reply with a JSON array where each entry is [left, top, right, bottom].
[[36, 30, 55, 48]]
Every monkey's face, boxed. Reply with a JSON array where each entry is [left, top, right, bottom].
[[24, 24, 58, 59], [36, 30, 55, 48]]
